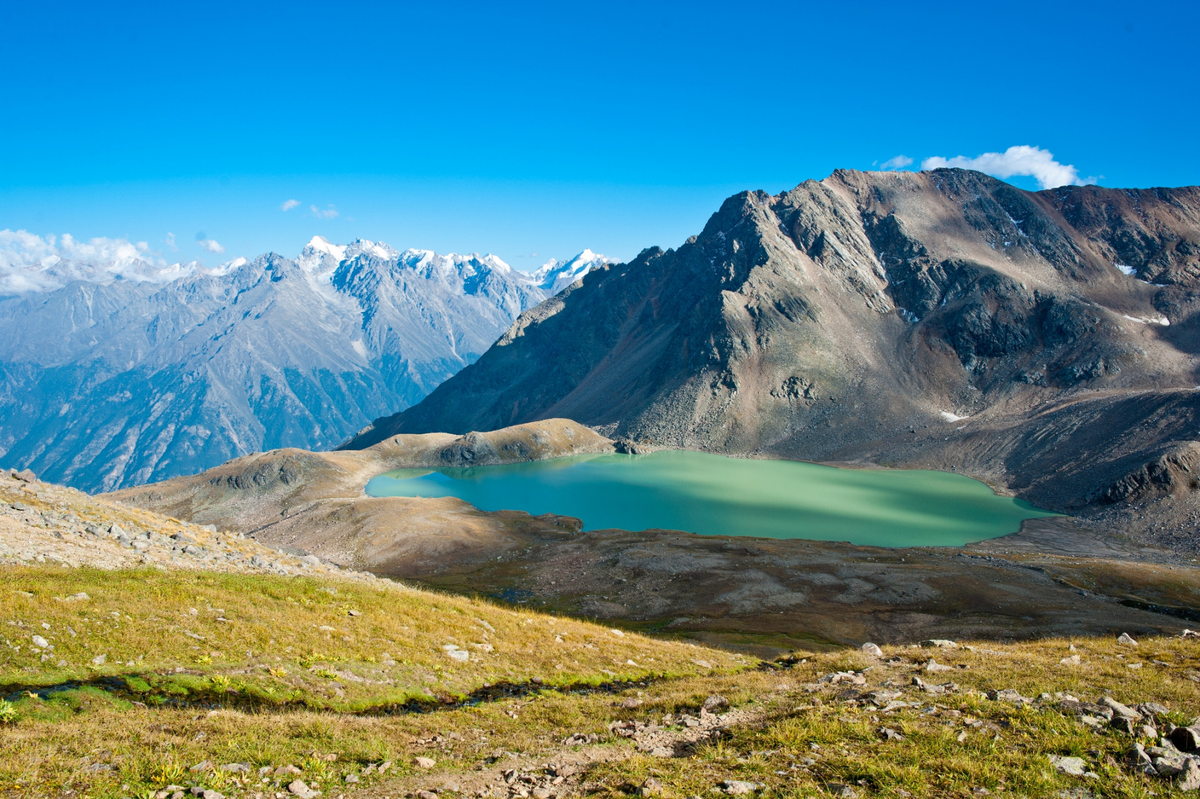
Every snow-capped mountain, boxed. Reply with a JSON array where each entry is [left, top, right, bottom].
[[0, 233, 606, 491], [530, 249, 611, 294]]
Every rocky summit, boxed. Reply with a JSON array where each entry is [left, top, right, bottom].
[[0, 238, 608, 492], [346, 169, 1200, 553]]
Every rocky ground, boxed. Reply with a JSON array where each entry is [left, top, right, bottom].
[[0, 467, 363, 580]]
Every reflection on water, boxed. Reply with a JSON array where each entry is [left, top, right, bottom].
[[364, 450, 1058, 548]]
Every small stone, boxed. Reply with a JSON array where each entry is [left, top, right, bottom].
[[1117, 632, 1139, 646], [1131, 743, 1156, 774], [702, 694, 729, 712], [1178, 758, 1200, 791], [220, 762, 251, 773], [989, 689, 1031, 703], [1138, 702, 1170, 719], [1049, 755, 1088, 776], [189, 760, 213, 772], [31, 635, 48, 649], [1169, 726, 1200, 752], [202, 791, 225, 799], [639, 778, 662, 796], [415, 756, 437, 769], [344, 774, 359, 783], [925, 659, 954, 673], [879, 727, 905, 741], [620, 697, 642, 709], [275, 765, 303, 776], [1100, 696, 1142, 721], [287, 780, 320, 799], [1110, 716, 1137, 735], [442, 645, 469, 662], [416, 792, 438, 799], [920, 639, 957, 648], [1154, 752, 1188, 777], [65, 592, 90, 602], [827, 785, 858, 798], [14, 469, 36, 483], [298, 555, 321, 567], [721, 780, 761, 795], [861, 642, 883, 658]]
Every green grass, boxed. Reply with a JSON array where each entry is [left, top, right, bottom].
[[1, 565, 1198, 798]]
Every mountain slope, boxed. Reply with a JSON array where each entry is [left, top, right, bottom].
[[344, 169, 1200, 543], [0, 237, 606, 491]]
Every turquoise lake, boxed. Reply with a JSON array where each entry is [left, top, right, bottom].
[[364, 450, 1057, 548]]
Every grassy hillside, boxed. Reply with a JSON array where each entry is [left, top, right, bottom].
[[1, 565, 1199, 798], [0, 566, 739, 798]]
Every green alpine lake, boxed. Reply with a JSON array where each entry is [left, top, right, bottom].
[[365, 450, 1058, 548]]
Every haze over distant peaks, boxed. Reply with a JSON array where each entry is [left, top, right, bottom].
[[0, 234, 608, 491]]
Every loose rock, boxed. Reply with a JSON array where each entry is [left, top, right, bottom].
[[1050, 755, 1088, 776], [721, 780, 761, 795], [1169, 726, 1200, 753], [640, 777, 663, 796]]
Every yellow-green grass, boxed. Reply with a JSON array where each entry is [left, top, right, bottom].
[[3, 564, 1200, 798], [590, 636, 1200, 798], [0, 566, 741, 708]]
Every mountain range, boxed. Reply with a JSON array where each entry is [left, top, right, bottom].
[[0, 237, 607, 491], [345, 169, 1200, 551]]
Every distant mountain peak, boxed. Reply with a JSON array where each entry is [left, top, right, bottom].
[[304, 235, 347, 262], [530, 249, 611, 293], [0, 230, 605, 491]]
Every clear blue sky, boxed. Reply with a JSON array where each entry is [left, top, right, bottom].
[[1, 0, 1196, 267]]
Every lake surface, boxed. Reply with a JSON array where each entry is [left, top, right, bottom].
[[364, 450, 1057, 548]]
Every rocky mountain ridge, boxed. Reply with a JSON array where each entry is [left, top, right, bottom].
[[0, 237, 608, 492], [345, 169, 1200, 549]]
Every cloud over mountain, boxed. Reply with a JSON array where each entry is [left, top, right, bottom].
[[921, 145, 1095, 189], [0, 229, 188, 295]]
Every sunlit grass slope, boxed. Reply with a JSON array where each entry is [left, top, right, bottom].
[[2, 567, 1199, 799]]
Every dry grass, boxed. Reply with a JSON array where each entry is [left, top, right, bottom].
[[1, 565, 1198, 798]]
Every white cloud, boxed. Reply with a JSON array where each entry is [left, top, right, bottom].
[[0, 229, 192, 295], [280, 199, 301, 212], [310, 204, 339, 219], [880, 155, 913, 170], [197, 238, 225, 254], [921, 145, 1097, 189], [165, 232, 178, 251]]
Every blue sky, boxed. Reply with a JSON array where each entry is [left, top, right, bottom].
[[1, 0, 1197, 267]]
